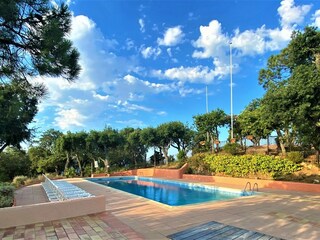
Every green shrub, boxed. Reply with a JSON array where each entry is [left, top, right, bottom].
[[64, 167, 76, 178], [187, 153, 212, 175], [12, 175, 28, 187], [0, 147, 31, 182], [287, 151, 304, 164], [0, 182, 15, 208], [83, 165, 92, 177], [223, 143, 243, 155], [200, 154, 301, 179]]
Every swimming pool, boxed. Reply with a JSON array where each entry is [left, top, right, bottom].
[[88, 177, 253, 206]]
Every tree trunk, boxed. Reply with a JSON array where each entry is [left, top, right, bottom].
[[75, 154, 83, 177], [153, 148, 156, 167], [276, 129, 286, 156], [266, 136, 270, 155], [162, 146, 169, 165], [316, 149, 320, 165], [64, 151, 70, 172]]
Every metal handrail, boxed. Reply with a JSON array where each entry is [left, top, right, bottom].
[[243, 182, 251, 192], [252, 183, 259, 193]]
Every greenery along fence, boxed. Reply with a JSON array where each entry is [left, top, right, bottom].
[[0, 183, 15, 208], [188, 154, 301, 179]]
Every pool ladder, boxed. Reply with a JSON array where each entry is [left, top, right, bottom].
[[243, 182, 258, 195]]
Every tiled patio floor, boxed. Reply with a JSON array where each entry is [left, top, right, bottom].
[[2, 178, 320, 240], [0, 212, 144, 240]]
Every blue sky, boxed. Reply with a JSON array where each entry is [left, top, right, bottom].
[[33, 0, 320, 140]]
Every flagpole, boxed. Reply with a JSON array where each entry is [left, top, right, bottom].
[[230, 42, 234, 140]]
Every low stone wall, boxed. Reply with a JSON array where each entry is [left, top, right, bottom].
[[182, 174, 320, 193], [106, 163, 189, 179], [0, 195, 106, 229]]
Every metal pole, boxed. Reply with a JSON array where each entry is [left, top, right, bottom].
[[230, 42, 234, 140], [206, 86, 208, 113]]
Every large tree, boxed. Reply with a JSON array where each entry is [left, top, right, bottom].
[[0, 0, 80, 153], [193, 109, 228, 152], [259, 27, 320, 160], [0, 80, 44, 152], [237, 99, 272, 146], [0, 0, 80, 81]]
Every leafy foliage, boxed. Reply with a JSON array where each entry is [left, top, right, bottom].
[[203, 154, 301, 179], [187, 153, 211, 175], [223, 143, 243, 155], [12, 175, 28, 188], [0, 147, 31, 182], [287, 151, 304, 164], [0, 182, 15, 208]]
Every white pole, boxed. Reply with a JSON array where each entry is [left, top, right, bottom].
[[206, 86, 208, 113], [230, 42, 234, 140]]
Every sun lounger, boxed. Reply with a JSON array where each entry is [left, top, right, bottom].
[[42, 174, 93, 201]]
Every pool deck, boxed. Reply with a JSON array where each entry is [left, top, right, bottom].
[[2, 178, 320, 240]]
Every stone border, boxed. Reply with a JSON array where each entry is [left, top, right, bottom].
[[0, 195, 106, 229], [182, 174, 320, 193]]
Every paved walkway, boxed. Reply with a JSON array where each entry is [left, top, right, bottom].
[[2, 178, 320, 239], [0, 212, 143, 240]]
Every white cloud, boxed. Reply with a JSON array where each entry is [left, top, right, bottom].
[[115, 119, 146, 128], [139, 18, 145, 33], [141, 46, 162, 59], [70, 15, 96, 40], [313, 9, 320, 27], [117, 101, 153, 113], [92, 92, 110, 101], [157, 26, 185, 46], [193, 0, 311, 60], [157, 111, 167, 116], [278, 0, 311, 28], [192, 20, 228, 59], [232, 27, 266, 56], [152, 65, 226, 84], [54, 109, 87, 130]]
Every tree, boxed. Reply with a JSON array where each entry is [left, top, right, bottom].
[[121, 128, 147, 168], [0, 147, 31, 181], [140, 127, 161, 167], [168, 121, 195, 154], [0, 80, 44, 153], [237, 99, 272, 146], [0, 0, 80, 153], [259, 27, 320, 159], [193, 109, 228, 152], [0, 0, 80, 81]]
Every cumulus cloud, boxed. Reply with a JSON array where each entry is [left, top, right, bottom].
[[278, 0, 311, 28], [115, 119, 146, 128], [152, 65, 227, 84], [193, 0, 311, 60], [141, 46, 162, 59], [192, 20, 228, 59], [54, 109, 87, 130], [313, 10, 320, 27], [157, 26, 185, 46], [70, 15, 96, 40], [139, 18, 145, 32]]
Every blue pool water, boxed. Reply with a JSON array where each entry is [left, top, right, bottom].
[[88, 177, 251, 206]]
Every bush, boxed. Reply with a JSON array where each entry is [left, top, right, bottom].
[[202, 154, 301, 179], [64, 167, 76, 178], [223, 143, 243, 155], [0, 182, 15, 208], [187, 153, 212, 175], [0, 148, 31, 182], [287, 151, 304, 164], [12, 175, 28, 188]]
